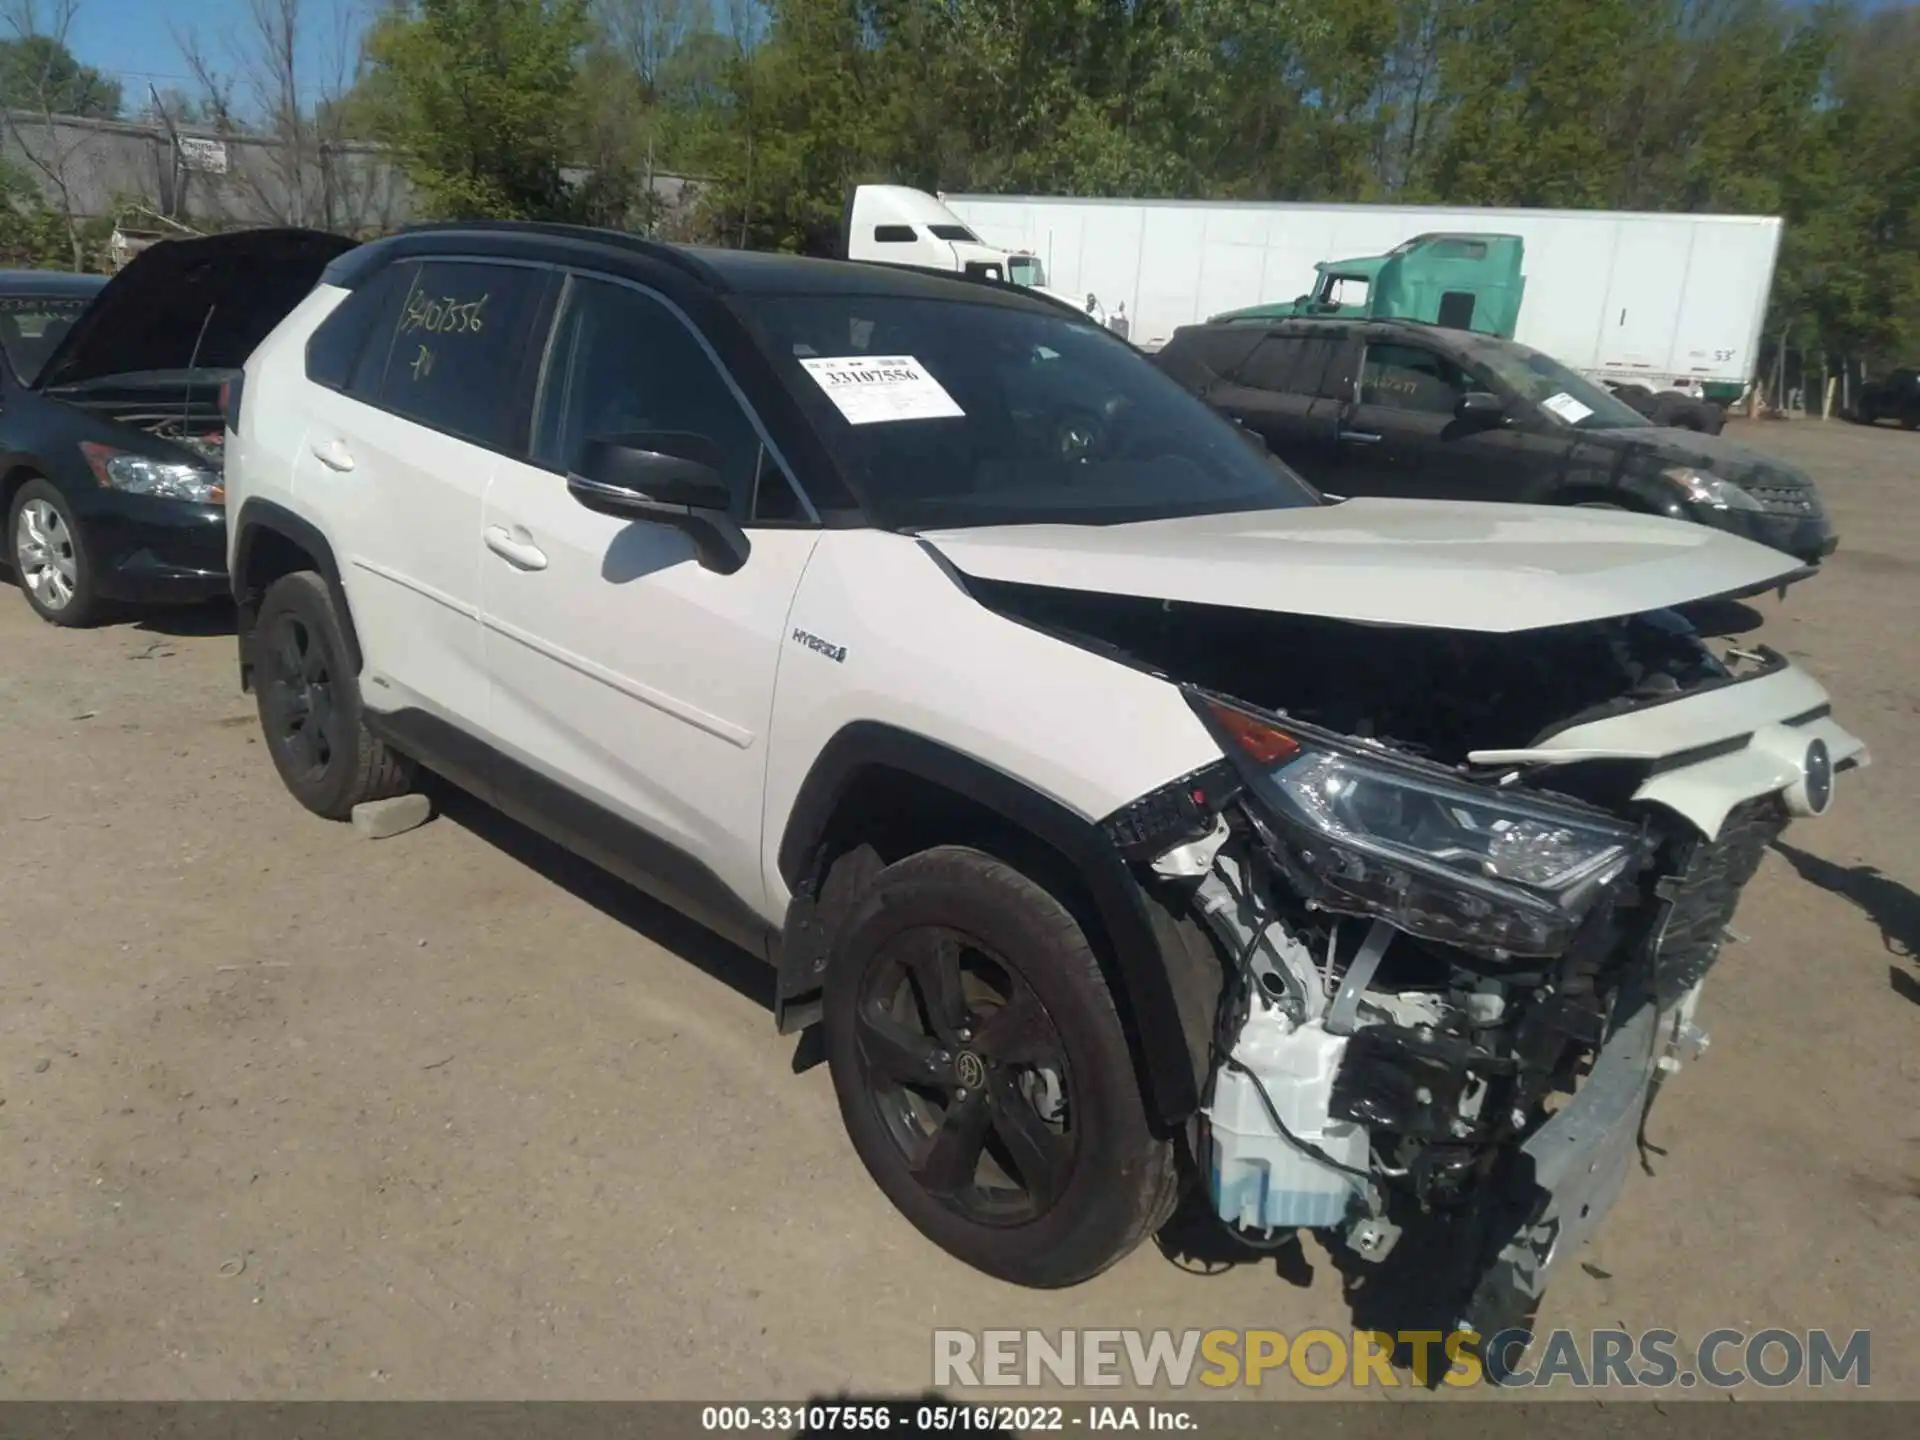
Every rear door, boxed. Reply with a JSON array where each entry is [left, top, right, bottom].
[[1202, 330, 1348, 487], [292, 256, 553, 727], [1596, 219, 1694, 377]]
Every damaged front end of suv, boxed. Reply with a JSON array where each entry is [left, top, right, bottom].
[[1044, 591, 1870, 1338]]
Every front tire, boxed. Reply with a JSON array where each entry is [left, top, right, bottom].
[[8, 479, 101, 627], [252, 570, 415, 818], [823, 845, 1179, 1288]]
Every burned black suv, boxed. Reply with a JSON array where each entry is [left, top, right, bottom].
[[1155, 317, 1837, 566]]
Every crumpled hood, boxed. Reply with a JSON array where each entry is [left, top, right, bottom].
[[921, 498, 1804, 634], [35, 227, 356, 391]]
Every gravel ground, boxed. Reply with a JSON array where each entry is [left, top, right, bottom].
[[0, 418, 1914, 1401]]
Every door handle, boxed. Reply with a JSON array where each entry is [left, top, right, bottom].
[[484, 525, 548, 571], [309, 438, 355, 472], [1338, 430, 1383, 445]]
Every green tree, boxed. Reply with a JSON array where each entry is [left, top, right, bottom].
[[357, 0, 591, 220], [0, 33, 120, 117]]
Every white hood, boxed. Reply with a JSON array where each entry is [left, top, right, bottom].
[[921, 499, 1802, 634]]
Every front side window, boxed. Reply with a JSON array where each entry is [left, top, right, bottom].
[[532, 276, 787, 520], [1360, 342, 1475, 414], [1008, 255, 1046, 287], [1320, 276, 1370, 308], [0, 294, 94, 384], [744, 293, 1321, 530], [929, 224, 979, 242], [370, 261, 545, 450]]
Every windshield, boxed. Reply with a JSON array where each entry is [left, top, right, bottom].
[[747, 294, 1321, 529], [1008, 255, 1047, 287], [0, 294, 93, 383], [1475, 342, 1650, 430]]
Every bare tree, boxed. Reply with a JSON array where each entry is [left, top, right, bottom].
[[1, 0, 103, 268], [176, 0, 403, 233], [597, 0, 703, 96]]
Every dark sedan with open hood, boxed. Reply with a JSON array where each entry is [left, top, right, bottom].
[[2, 228, 353, 626]]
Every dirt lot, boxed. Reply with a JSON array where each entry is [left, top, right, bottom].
[[1, 419, 1915, 1401]]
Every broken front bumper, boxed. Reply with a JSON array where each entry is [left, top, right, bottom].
[[1463, 989, 1663, 1337], [1462, 791, 1792, 1338]]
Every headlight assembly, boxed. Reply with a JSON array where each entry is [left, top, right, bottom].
[[1195, 695, 1644, 957], [81, 443, 223, 504], [1660, 465, 1760, 511]]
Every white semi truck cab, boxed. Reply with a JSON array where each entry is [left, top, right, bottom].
[[844, 185, 1079, 310]]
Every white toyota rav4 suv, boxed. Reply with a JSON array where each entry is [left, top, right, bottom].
[[226, 223, 1865, 1336]]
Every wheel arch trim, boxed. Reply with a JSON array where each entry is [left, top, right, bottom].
[[776, 720, 1204, 1124], [231, 498, 363, 681]]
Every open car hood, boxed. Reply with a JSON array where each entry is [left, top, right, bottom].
[[35, 228, 356, 391], [920, 498, 1804, 634]]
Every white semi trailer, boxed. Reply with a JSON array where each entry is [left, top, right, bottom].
[[938, 193, 1781, 402]]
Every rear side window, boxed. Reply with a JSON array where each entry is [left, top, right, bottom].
[[305, 261, 417, 392], [873, 225, 916, 243], [1437, 291, 1477, 330], [371, 261, 546, 451], [1237, 335, 1343, 396]]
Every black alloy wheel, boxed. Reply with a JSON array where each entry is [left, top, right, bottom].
[[261, 608, 339, 785], [823, 845, 1181, 1288], [853, 925, 1076, 1225], [250, 570, 414, 819]]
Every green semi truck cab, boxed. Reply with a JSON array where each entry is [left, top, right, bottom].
[[1212, 233, 1528, 339]]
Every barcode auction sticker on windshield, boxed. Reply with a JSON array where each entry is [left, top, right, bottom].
[[1541, 391, 1594, 424], [800, 355, 965, 425]]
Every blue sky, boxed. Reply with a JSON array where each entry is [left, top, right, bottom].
[[65, 0, 372, 108]]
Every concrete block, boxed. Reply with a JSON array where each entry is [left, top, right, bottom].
[[351, 793, 433, 840]]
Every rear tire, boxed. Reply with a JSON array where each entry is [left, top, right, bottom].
[[823, 845, 1178, 1288], [252, 570, 414, 819]]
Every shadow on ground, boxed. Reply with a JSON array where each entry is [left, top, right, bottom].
[[426, 777, 777, 1017], [124, 598, 237, 637], [1772, 841, 1920, 1003]]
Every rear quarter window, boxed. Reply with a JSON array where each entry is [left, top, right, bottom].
[[305, 261, 417, 391], [1157, 326, 1263, 390]]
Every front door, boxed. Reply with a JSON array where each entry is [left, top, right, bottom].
[[1206, 331, 1348, 488], [479, 273, 821, 926], [1337, 338, 1511, 501]]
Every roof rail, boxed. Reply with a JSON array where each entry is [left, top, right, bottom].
[[384, 218, 724, 286]]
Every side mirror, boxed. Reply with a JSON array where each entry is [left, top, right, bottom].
[[1455, 391, 1504, 424], [567, 432, 749, 575]]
